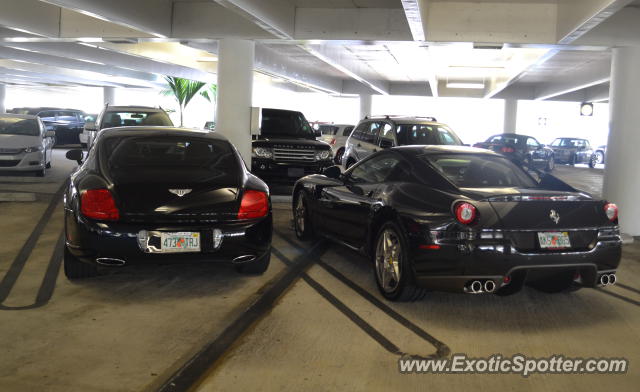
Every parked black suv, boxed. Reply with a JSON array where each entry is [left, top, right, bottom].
[[251, 108, 333, 182], [9, 107, 87, 145], [341, 115, 463, 168]]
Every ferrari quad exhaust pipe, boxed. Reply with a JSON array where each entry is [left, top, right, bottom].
[[599, 273, 617, 286], [96, 257, 126, 266], [484, 280, 496, 293], [465, 279, 497, 294]]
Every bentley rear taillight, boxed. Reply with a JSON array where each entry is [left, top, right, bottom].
[[81, 189, 119, 221], [454, 202, 477, 225], [501, 146, 515, 153], [604, 203, 618, 222], [238, 190, 269, 219]]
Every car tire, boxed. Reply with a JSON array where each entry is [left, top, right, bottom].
[[527, 270, 576, 293], [64, 246, 98, 279], [373, 221, 426, 302], [595, 151, 605, 165], [545, 156, 554, 172], [589, 154, 597, 168], [293, 190, 315, 241], [235, 251, 271, 275], [334, 148, 344, 165], [569, 153, 576, 166]]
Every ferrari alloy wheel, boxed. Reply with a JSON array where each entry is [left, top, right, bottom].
[[375, 229, 401, 294], [373, 222, 426, 302], [293, 191, 314, 240], [545, 156, 555, 172]]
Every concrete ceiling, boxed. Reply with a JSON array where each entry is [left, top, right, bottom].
[[0, 0, 637, 101]]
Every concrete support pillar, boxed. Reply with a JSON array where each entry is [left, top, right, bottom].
[[215, 38, 255, 165], [103, 86, 115, 106], [0, 84, 6, 113], [603, 46, 640, 235], [359, 94, 372, 120], [503, 99, 518, 133]]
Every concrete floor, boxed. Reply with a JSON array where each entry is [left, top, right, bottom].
[[0, 157, 638, 392]]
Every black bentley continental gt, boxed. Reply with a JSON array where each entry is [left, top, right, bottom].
[[63, 127, 272, 279], [292, 146, 621, 301]]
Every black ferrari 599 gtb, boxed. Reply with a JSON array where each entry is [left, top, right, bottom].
[[63, 127, 272, 279], [292, 146, 621, 301]]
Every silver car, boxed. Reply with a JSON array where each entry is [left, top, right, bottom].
[[0, 114, 55, 176], [317, 124, 354, 164]]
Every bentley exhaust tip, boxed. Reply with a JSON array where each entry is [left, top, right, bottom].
[[232, 255, 256, 264], [470, 280, 483, 293], [599, 274, 610, 286], [608, 274, 616, 285], [96, 257, 126, 267], [484, 280, 496, 293]]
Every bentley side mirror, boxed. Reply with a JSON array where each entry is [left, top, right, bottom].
[[323, 165, 342, 180], [66, 149, 84, 165], [84, 122, 97, 131]]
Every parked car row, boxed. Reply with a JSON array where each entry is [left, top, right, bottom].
[[9, 107, 90, 146], [0, 114, 55, 176], [61, 120, 622, 303]]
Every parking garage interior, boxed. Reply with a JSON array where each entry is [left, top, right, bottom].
[[1, 1, 640, 391]]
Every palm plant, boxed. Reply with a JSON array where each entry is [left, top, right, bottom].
[[161, 76, 216, 126]]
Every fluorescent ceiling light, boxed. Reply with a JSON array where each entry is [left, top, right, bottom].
[[446, 82, 485, 89], [76, 37, 104, 43], [196, 56, 218, 62]]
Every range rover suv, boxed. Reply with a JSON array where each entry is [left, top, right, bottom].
[[251, 108, 333, 182], [341, 115, 463, 168]]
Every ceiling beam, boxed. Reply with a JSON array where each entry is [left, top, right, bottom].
[[0, 0, 60, 37], [534, 58, 611, 100], [213, 0, 294, 39], [0, 42, 214, 83], [0, 45, 158, 82], [40, 0, 172, 38], [0, 61, 145, 87], [294, 8, 410, 41], [401, 0, 426, 41], [424, 1, 557, 44], [557, 0, 633, 44]]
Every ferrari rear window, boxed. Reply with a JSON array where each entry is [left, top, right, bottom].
[[424, 154, 537, 188]]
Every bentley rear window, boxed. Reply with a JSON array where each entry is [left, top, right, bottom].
[[103, 136, 240, 183], [424, 154, 537, 188]]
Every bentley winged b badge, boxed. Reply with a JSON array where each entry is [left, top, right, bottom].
[[169, 189, 192, 197]]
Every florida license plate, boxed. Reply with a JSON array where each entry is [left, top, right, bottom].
[[538, 232, 571, 249], [160, 232, 200, 253]]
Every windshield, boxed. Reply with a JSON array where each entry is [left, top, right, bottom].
[[0, 117, 40, 136], [397, 124, 462, 146], [103, 136, 240, 183], [424, 153, 537, 188], [551, 138, 584, 147], [102, 111, 173, 128], [261, 109, 314, 138], [318, 125, 338, 136]]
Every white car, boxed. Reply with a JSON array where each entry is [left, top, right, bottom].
[[317, 124, 354, 164], [84, 106, 173, 149], [0, 114, 55, 177]]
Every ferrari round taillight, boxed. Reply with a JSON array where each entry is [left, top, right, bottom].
[[454, 202, 477, 225], [80, 189, 119, 221], [604, 203, 618, 222], [238, 190, 269, 219]]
